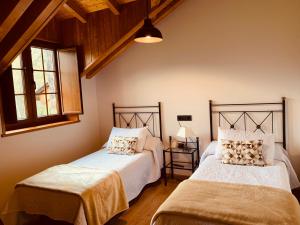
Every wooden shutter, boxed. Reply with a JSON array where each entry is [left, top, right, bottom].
[[57, 48, 83, 115]]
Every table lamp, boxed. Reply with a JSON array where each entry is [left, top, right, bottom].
[[176, 126, 195, 149]]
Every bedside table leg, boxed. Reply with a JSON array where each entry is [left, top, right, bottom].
[[163, 150, 167, 185], [192, 152, 195, 172], [196, 137, 200, 165], [170, 150, 174, 179]]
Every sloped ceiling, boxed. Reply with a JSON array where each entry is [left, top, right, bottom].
[[0, 0, 184, 77]]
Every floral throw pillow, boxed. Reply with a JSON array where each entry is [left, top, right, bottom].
[[108, 136, 138, 155], [221, 139, 265, 166]]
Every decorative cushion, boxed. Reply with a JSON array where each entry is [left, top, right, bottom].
[[216, 127, 275, 165], [107, 127, 148, 152], [221, 139, 266, 166], [108, 136, 138, 155]]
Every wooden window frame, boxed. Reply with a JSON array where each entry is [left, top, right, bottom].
[[0, 40, 80, 136]]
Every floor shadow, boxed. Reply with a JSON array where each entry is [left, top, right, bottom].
[[106, 217, 127, 225]]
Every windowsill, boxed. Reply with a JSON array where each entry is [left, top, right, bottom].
[[2, 119, 80, 137]]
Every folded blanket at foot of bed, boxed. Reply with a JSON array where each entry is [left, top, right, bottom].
[[1, 164, 129, 225], [151, 179, 300, 225]]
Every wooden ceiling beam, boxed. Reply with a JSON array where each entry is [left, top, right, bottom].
[[83, 0, 185, 78], [0, 0, 67, 75], [151, 0, 161, 8], [105, 0, 121, 15], [0, 0, 34, 42], [63, 0, 87, 23]]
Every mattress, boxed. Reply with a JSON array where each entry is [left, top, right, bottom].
[[71, 147, 162, 201]]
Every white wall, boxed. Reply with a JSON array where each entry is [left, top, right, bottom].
[[0, 78, 101, 207], [96, 0, 300, 174]]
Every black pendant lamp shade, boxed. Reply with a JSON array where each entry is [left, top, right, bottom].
[[135, 18, 163, 43], [134, 0, 163, 43]]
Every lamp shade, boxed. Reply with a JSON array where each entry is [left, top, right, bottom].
[[134, 18, 163, 43], [176, 126, 195, 138]]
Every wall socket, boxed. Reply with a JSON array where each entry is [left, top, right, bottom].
[[177, 115, 192, 121]]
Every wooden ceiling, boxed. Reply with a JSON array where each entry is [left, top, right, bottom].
[[0, 0, 184, 77], [55, 0, 161, 21], [0, 0, 66, 74]]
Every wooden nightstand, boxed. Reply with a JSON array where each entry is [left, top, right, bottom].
[[163, 136, 200, 185]]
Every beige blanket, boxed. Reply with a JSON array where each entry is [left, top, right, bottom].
[[151, 179, 300, 225], [1, 164, 129, 225]]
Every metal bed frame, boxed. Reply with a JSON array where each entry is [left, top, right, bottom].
[[209, 97, 286, 149], [112, 102, 163, 141]]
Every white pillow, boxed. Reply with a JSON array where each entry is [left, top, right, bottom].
[[107, 127, 148, 152], [216, 127, 275, 165], [144, 136, 163, 152]]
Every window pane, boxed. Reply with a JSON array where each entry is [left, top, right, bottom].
[[31, 47, 43, 70], [15, 95, 28, 120], [43, 49, 55, 71], [47, 94, 59, 115], [12, 70, 25, 94], [45, 72, 57, 93], [12, 55, 22, 69], [34, 71, 45, 94], [36, 95, 47, 117]]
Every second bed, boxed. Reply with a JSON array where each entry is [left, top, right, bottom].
[[152, 99, 300, 225]]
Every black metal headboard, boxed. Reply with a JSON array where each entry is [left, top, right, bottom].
[[112, 102, 163, 141], [209, 97, 286, 149]]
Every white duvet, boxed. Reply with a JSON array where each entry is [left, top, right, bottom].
[[71, 146, 163, 201], [191, 156, 291, 191], [191, 141, 300, 191]]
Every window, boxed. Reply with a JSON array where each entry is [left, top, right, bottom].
[[31, 47, 59, 117], [0, 41, 83, 135], [11, 55, 28, 120]]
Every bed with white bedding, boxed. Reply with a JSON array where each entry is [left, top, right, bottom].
[[152, 99, 300, 225], [152, 141, 300, 225], [1, 103, 164, 225], [71, 144, 163, 201]]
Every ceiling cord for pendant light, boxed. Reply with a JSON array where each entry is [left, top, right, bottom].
[[134, 0, 163, 43]]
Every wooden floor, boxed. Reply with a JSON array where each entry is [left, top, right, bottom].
[[106, 178, 180, 225], [0, 178, 180, 225]]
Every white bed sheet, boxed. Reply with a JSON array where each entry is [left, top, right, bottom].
[[71, 147, 162, 201], [190, 155, 291, 192], [199, 141, 300, 190]]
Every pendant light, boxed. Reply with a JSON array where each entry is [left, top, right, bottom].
[[134, 0, 163, 43]]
